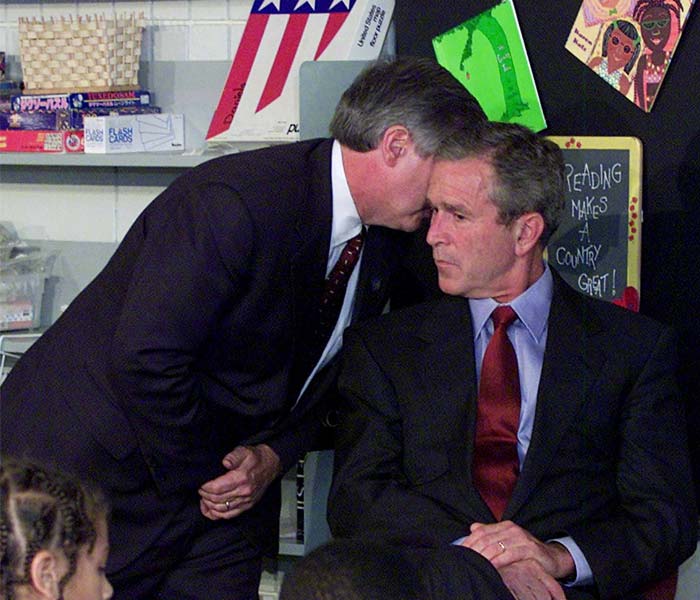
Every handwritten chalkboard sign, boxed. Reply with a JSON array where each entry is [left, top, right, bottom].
[[546, 136, 642, 311]]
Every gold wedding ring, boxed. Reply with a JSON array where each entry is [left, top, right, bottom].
[[225, 500, 231, 511]]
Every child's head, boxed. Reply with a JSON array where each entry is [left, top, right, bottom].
[[0, 457, 112, 600]]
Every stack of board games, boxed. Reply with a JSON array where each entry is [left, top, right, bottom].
[[0, 88, 161, 153], [0, 51, 22, 112]]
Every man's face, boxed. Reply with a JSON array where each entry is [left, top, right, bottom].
[[426, 157, 519, 298], [374, 147, 435, 232]]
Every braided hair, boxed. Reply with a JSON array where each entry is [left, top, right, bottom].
[[0, 456, 107, 600], [633, 0, 683, 23]]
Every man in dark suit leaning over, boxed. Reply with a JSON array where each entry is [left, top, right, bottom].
[[0, 57, 486, 599], [328, 121, 697, 600]]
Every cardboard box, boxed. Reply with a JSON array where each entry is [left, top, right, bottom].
[[11, 93, 70, 112], [0, 110, 71, 131], [69, 90, 152, 110], [206, 0, 394, 143], [0, 129, 84, 153], [70, 106, 161, 130], [11, 90, 152, 112], [83, 113, 184, 153]]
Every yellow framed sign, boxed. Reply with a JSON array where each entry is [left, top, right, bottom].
[[546, 136, 642, 311]]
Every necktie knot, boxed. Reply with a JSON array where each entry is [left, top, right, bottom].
[[327, 231, 364, 283], [491, 305, 517, 330]]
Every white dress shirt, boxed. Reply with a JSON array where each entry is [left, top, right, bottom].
[[295, 140, 364, 402]]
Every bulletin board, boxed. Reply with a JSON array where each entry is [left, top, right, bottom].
[[545, 136, 642, 311]]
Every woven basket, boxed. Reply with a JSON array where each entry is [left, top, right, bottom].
[[18, 13, 144, 93]]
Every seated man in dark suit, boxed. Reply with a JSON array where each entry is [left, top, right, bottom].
[[327, 121, 697, 599]]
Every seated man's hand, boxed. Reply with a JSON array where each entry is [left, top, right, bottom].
[[461, 521, 575, 581], [198, 444, 281, 520], [499, 559, 567, 600]]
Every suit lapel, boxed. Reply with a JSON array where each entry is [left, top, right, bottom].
[[288, 142, 333, 397], [353, 226, 400, 321], [505, 275, 607, 518], [418, 297, 495, 521]]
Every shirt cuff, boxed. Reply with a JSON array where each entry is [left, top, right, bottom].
[[550, 536, 594, 586]]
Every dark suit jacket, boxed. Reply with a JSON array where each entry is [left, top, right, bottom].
[[0, 138, 410, 573], [328, 272, 697, 599]]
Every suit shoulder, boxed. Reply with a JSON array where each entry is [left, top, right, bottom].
[[564, 283, 673, 342], [348, 295, 460, 341], [191, 138, 330, 182], [153, 138, 332, 224]]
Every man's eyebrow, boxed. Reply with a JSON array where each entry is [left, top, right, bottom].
[[430, 200, 468, 214]]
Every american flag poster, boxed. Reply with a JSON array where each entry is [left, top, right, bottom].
[[206, 0, 395, 143]]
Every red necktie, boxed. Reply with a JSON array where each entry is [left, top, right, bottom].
[[472, 305, 521, 520]]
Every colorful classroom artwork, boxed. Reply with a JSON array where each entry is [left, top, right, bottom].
[[432, 0, 546, 132], [566, 0, 695, 112], [546, 136, 642, 311]]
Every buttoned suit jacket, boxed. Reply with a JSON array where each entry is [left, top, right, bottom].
[[0, 138, 410, 573], [328, 271, 697, 599]]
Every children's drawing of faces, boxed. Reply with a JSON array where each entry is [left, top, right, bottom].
[[639, 5, 672, 50], [582, 0, 636, 25], [605, 21, 640, 72], [588, 20, 640, 95]]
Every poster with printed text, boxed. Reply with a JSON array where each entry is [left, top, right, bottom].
[[206, 0, 393, 143]]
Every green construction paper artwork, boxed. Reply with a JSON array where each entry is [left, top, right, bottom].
[[432, 0, 546, 132]]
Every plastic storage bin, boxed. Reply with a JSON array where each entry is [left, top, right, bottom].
[[0, 254, 55, 332]]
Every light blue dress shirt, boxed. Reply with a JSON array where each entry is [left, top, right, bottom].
[[460, 264, 594, 586]]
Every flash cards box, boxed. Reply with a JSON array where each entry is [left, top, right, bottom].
[[206, 0, 394, 143], [83, 113, 184, 153]]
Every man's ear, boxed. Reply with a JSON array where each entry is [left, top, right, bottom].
[[381, 125, 411, 166], [514, 212, 545, 256], [30, 550, 62, 599]]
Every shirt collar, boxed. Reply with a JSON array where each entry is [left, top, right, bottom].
[[331, 140, 363, 249], [470, 263, 553, 343]]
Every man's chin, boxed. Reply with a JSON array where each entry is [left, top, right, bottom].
[[437, 278, 463, 297]]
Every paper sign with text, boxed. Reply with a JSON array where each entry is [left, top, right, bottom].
[[546, 136, 642, 311], [207, 0, 394, 143]]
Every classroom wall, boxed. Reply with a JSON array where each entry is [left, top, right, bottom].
[[0, 0, 255, 243], [2, 1, 699, 504], [394, 0, 700, 507]]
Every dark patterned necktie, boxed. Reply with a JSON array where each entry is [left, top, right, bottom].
[[289, 231, 365, 401], [313, 230, 365, 354], [472, 305, 521, 520]]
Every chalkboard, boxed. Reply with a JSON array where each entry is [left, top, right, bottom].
[[546, 136, 642, 311]]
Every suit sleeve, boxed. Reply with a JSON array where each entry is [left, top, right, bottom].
[[328, 327, 466, 546], [568, 325, 697, 596]]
